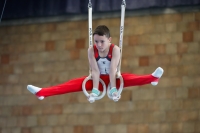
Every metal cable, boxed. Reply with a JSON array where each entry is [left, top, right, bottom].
[[122, 0, 126, 6], [88, 0, 92, 8], [0, 0, 7, 22]]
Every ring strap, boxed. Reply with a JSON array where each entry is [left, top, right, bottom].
[[92, 88, 100, 96], [109, 87, 118, 96]]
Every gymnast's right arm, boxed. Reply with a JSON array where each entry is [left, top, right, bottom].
[[88, 47, 100, 89]]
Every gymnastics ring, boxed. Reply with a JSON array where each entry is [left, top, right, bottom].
[[82, 75, 107, 103], [107, 73, 124, 102]]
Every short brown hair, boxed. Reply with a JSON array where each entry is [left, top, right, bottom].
[[93, 25, 111, 38]]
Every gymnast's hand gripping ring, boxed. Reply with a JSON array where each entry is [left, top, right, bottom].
[[107, 73, 124, 102], [82, 75, 107, 103]]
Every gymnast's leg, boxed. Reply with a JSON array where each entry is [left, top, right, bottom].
[[27, 76, 89, 99], [116, 67, 164, 88], [27, 75, 107, 100], [27, 67, 163, 100]]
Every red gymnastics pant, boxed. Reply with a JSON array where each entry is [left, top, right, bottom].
[[36, 73, 158, 97]]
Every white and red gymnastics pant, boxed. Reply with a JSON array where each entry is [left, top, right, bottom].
[[36, 73, 158, 97]]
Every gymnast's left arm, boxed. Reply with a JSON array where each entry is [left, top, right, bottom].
[[109, 46, 120, 88]]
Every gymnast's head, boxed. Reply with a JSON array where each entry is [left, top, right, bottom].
[[93, 25, 112, 52], [93, 25, 111, 38]]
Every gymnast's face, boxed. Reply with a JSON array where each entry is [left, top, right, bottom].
[[93, 34, 111, 53]]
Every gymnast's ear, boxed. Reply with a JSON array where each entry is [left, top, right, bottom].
[[108, 37, 112, 42]]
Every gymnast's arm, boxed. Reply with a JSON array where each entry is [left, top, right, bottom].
[[88, 47, 100, 89], [109, 46, 120, 88]]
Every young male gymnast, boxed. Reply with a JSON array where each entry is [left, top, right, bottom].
[[27, 25, 164, 102]]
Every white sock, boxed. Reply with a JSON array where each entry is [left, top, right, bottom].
[[151, 67, 164, 86], [27, 85, 44, 100], [27, 85, 42, 94], [151, 82, 158, 86], [151, 67, 164, 78]]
